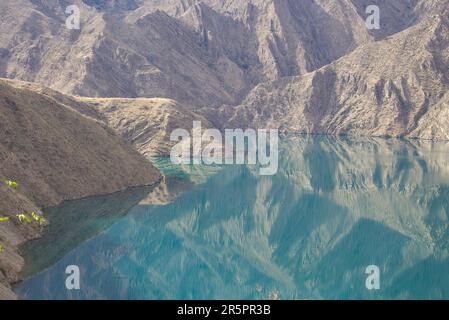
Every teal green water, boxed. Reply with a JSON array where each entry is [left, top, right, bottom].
[[15, 136, 449, 299]]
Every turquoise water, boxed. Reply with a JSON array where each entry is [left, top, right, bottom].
[[15, 136, 449, 299]]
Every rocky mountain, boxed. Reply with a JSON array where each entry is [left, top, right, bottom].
[[2, 80, 208, 157], [2, 0, 447, 110], [0, 78, 161, 299], [216, 12, 449, 140], [78, 97, 212, 157], [0, 0, 244, 108]]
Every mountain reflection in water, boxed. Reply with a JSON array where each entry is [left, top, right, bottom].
[[16, 136, 449, 300]]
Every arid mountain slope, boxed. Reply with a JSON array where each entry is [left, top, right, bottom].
[[216, 13, 449, 140], [2, 0, 447, 109], [0, 80, 210, 157], [78, 97, 212, 157], [0, 0, 244, 107], [109, 0, 449, 79], [0, 78, 161, 299], [410, 91, 449, 141], [0, 79, 161, 207]]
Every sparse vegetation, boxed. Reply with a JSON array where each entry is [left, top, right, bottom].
[[13, 212, 46, 225], [31, 212, 47, 225], [4, 180, 18, 188], [1, 213, 46, 225], [16, 213, 31, 224], [2, 180, 46, 225]]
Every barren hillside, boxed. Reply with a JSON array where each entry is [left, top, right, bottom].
[[215, 13, 449, 140], [78, 97, 212, 157], [0, 78, 161, 299], [2, 0, 447, 109]]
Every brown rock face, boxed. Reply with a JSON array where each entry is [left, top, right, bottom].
[[2, 0, 445, 109], [77, 97, 213, 157], [217, 13, 449, 140], [0, 78, 161, 299], [2, 1, 449, 140], [0, 79, 161, 207]]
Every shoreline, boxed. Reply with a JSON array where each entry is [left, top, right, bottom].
[[1, 176, 164, 300]]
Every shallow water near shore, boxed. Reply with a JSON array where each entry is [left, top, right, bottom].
[[15, 135, 449, 299]]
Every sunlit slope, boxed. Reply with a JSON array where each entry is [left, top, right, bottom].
[[217, 14, 449, 141]]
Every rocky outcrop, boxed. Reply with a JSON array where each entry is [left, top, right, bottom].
[[0, 78, 161, 299]]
